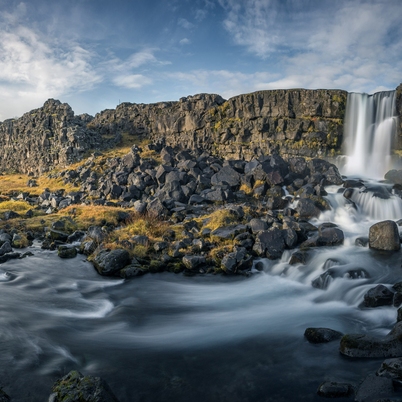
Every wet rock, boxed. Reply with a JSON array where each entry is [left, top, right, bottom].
[[0, 241, 12, 256], [369, 220, 400, 251], [289, 250, 308, 265], [0, 252, 21, 264], [355, 373, 394, 402], [304, 327, 343, 343], [377, 357, 402, 383], [312, 268, 369, 289], [355, 237, 369, 247], [49, 370, 119, 402], [49, 229, 69, 242], [182, 255, 206, 270], [221, 248, 253, 273], [385, 169, 402, 185], [340, 322, 402, 358], [93, 249, 131, 276], [253, 228, 286, 260], [58, 246, 77, 259], [317, 381, 354, 398], [364, 285, 394, 308], [296, 198, 322, 219], [301, 227, 344, 248]]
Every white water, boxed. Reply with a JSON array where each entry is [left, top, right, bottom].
[[343, 91, 398, 179]]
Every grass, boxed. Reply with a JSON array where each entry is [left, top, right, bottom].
[[199, 208, 241, 232]]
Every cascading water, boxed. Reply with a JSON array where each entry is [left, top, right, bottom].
[[343, 91, 398, 179]]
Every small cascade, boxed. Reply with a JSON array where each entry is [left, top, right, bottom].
[[343, 91, 398, 179]]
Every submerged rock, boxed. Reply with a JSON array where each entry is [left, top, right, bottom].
[[363, 285, 394, 308], [354, 373, 394, 402], [49, 370, 119, 402], [304, 327, 343, 343], [340, 322, 402, 358], [317, 381, 354, 398]]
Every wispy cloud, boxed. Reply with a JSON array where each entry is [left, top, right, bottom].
[[178, 18, 194, 30], [0, 2, 101, 119], [218, 0, 402, 92], [113, 74, 153, 89], [179, 38, 191, 45]]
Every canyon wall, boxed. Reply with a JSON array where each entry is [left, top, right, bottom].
[[2, 86, 402, 174]]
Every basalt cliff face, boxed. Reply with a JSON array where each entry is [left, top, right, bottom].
[[3, 86, 401, 174], [91, 89, 347, 161], [0, 100, 104, 174]]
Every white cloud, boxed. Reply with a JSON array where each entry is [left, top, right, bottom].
[[178, 18, 194, 30], [179, 38, 191, 45], [113, 74, 153, 89], [0, 3, 101, 120], [218, 0, 402, 93]]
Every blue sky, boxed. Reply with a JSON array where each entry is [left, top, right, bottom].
[[0, 0, 401, 120]]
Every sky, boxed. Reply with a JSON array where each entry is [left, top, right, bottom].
[[0, 0, 401, 120]]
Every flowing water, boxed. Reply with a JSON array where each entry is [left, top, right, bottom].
[[1, 91, 402, 401]]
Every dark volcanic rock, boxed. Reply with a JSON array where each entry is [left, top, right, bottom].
[[369, 220, 400, 251], [92, 249, 131, 276], [340, 322, 402, 358], [355, 373, 394, 402], [317, 381, 354, 398], [49, 370, 119, 402], [304, 327, 343, 343], [363, 285, 395, 307], [377, 357, 402, 383], [58, 246, 78, 259]]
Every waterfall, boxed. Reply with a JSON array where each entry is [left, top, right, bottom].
[[343, 91, 398, 179]]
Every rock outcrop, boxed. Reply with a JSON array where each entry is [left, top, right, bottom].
[[4, 84, 402, 174], [90, 89, 347, 161], [0, 99, 104, 174]]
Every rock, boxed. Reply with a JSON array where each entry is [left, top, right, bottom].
[[49, 229, 69, 242], [355, 236, 369, 247], [87, 226, 106, 243], [296, 198, 322, 219], [49, 370, 119, 402], [301, 227, 344, 248], [385, 169, 402, 185], [317, 381, 354, 398], [253, 228, 286, 260], [340, 322, 402, 358], [182, 255, 206, 270], [58, 246, 77, 259], [248, 218, 269, 234], [3, 210, 21, 220], [377, 357, 402, 383], [364, 285, 394, 307], [355, 373, 394, 402], [0, 241, 12, 256], [304, 327, 343, 343], [92, 249, 131, 276], [211, 165, 241, 188], [289, 250, 308, 265], [369, 220, 400, 251], [211, 225, 248, 240], [312, 267, 369, 289], [221, 248, 253, 273]]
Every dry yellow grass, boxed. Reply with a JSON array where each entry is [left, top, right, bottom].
[[0, 200, 32, 214], [0, 174, 80, 196], [200, 209, 239, 231]]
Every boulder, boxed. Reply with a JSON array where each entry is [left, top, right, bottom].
[[182, 255, 206, 270], [377, 357, 402, 383], [369, 220, 400, 251], [0, 241, 12, 256], [49, 370, 119, 402], [354, 373, 394, 402], [92, 249, 131, 276], [340, 322, 402, 358], [363, 285, 394, 307], [58, 246, 77, 259], [252, 228, 286, 260], [317, 381, 354, 398], [304, 327, 343, 343]]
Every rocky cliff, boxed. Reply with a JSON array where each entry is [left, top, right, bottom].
[[90, 89, 347, 161], [7, 86, 402, 174], [0, 99, 104, 174]]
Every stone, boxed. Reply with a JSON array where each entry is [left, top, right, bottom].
[[93, 249, 131, 276], [355, 374, 394, 402], [369, 220, 400, 251], [50, 370, 119, 402], [340, 322, 402, 358], [252, 228, 286, 260], [3, 210, 21, 220], [317, 381, 354, 398], [58, 246, 78, 259], [296, 198, 322, 219], [0, 241, 12, 256], [211, 165, 241, 188], [364, 285, 394, 308], [301, 227, 344, 248], [304, 327, 343, 343], [377, 357, 402, 383], [49, 229, 69, 242], [182, 255, 206, 270]]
